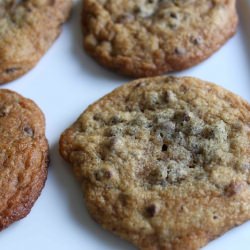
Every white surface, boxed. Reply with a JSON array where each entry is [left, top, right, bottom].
[[0, 1, 250, 249]]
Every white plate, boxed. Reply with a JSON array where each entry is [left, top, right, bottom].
[[0, 1, 249, 249]]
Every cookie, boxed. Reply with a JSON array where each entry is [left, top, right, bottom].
[[82, 0, 238, 77], [60, 76, 250, 250], [0, 89, 49, 230], [0, 0, 72, 84]]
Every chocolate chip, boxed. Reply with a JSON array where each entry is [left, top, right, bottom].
[[145, 204, 157, 217], [95, 169, 112, 181], [191, 143, 201, 154], [26, 6, 32, 12], [23, 126, 34, 137], [174, 111, 190, 122], [134, 6, 141, 14], [160, 179, 167, 187], [170, 12, 177, 18], [175, 47, 186, 55], [188, 163, 195, 169], [202, 128, 215, 139], [110, 115, 121, 124], [146, 124, 153, 129], [93, 113, 101, 121], [179, 85, 188, 93], [191, 36, 203, 45], [104, 171, 112, 179], [225, 182, 245, 197], [0, 106, 10, 117], [0, 111, 6, 117], [5, 67, 21, 74], [183, 113, 190, 122], [162, 144, 168, 152]]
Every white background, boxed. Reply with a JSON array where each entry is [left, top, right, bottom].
[[0, 1, 249, 249]]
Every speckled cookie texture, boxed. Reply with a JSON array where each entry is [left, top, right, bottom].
[[82, 0, 238, 77], [0, 89, 49, 230], [60, 76, 250, 250], [0, 0, 72, 84]]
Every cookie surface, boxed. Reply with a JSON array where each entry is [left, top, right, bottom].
[[0, 89, 49, 230], [82, 0, 238, 77], [60, 76, 250, 250], [0, 0, 72, 84]]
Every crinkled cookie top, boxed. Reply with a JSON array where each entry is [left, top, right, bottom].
[[60, 76, 250, 250], [83, 0, 237, 76]]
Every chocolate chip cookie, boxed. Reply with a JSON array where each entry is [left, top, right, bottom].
[[60, 76, 250, 250], [0, 0, 72, 84], [83, 0, 238, 77], [0, 89, 49, 230]]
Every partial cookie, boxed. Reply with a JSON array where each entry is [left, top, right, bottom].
[[0, 0, 72, 84], [60, 76, 250, 250], [0, 89, 49, 230], [82, 0, 238, 77]]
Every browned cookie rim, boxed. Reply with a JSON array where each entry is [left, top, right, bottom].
[[0, 89, 49, 230]]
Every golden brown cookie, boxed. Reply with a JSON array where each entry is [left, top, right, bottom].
[[0, 0, 72, 84], [0, 89, 49, 230], [82, 0, 238, 77], [60, 76, 250, 250]]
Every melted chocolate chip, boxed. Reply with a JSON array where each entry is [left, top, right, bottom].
[[170, 12, 177, 18], [5, 67, 21, 74], [213, 215, 218, 220], [162, 144, 168, 152], [174, 111, 190, 122], [0, 106, 9, 117], [23, 126, 34, 137], [183, 113, 190, 122], [134, 6, 141, 14], [93, 113, 101, 121], [202, 128, 215, 139], [110, 115, 121, 124], [145, 204, 157, 217], [160, 179, 167, 187], [192, 36, 203, 45], [179, 85, 188, 93], [225, 182, 245, 197]]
